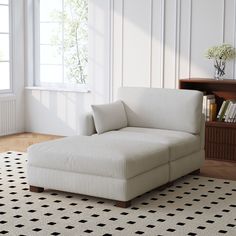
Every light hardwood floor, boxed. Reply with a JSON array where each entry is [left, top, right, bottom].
[[0, 133, 236, 181], [0, 133, 62, 153]]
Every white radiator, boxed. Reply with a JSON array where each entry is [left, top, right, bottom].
[[0, 97, 16, 136]]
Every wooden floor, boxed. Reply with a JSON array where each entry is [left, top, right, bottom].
[[0, 133, 62, 153], [0, 133, 236, 181]]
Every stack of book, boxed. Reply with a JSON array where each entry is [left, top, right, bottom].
[[203, 95, 216, 121], [217, 100, 236, 122]]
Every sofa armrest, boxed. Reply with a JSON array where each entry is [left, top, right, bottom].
[[78, 113, 96, 136], [200, 114, 205, 150]]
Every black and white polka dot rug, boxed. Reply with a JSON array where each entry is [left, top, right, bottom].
[[0, 151, 236, 235]]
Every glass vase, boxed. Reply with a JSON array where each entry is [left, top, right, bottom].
[[214, 59, 226, 80]]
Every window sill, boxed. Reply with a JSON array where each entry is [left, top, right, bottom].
[[25, 86, 90, 93], [0, 93, 16, 99]]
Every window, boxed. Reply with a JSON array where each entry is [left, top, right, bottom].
[[0, 0, 11, 92], [35, 0, 88, 89]]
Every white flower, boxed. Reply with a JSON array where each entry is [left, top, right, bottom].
[[205, 44, 236, 61]]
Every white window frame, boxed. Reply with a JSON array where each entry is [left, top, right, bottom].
[[33, 0, 89, 91], [0, 0, 13, 94]]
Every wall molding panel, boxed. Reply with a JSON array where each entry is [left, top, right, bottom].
[[222, 0, 226, 43], [175, 0, 181, 88], [149, 0, 153, 88], [111, 0, 236, 97], [122, 0, 152, 87], [188, 0, 192, 79], [151, 0, 165, 88], [109, 0, 114, 102], [234, 0, 236, 78]]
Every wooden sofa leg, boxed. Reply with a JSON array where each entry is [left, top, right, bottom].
[[29, 185, 44, 193], [190, 169, 200, 175], [115, 200, 131, 208]]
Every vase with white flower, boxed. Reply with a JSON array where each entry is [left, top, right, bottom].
[[205, 44, 236, 80]]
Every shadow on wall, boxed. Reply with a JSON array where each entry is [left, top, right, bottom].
[[89, 0, 111, 103], [25, 90, 92, 136]]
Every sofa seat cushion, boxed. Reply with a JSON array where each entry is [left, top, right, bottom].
[[100, 127, 200, 161], [28, 136, 169, 179]]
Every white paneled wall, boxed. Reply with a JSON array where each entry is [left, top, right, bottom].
[[122, 0, 152, 87], [112, 0, 236, 99], [24, 0, 236, 136]]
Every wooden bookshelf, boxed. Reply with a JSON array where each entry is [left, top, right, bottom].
[[179, 78, 236, 162]]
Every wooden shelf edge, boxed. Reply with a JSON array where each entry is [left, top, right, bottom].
[[206, 121, 236, 128], [180, 78, 236, 84], [206, 157, 236, 163]]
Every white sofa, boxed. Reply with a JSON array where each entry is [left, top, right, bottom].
[[27, 87, 204, 208]]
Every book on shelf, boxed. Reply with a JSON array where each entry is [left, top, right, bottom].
[[218, 100, 230, 121], [217, 100, 226, 121], [231, 104, 236, 122], [203, 94, 216, 121], [217, 99, 236, 122], [227, 102, 236, 123], [225, 102, 234, 122], [230, 104, 236, 122]]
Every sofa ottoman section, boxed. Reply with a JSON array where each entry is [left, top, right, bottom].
[[27, 136, 170, 207]]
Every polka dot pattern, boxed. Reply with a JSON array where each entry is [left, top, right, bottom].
[[0, 152, 236, 235]]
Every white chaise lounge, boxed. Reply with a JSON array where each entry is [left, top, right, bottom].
[[27, 87, 204, 208]]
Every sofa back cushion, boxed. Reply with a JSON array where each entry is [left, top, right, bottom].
[[117, 87, 203, 134]]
